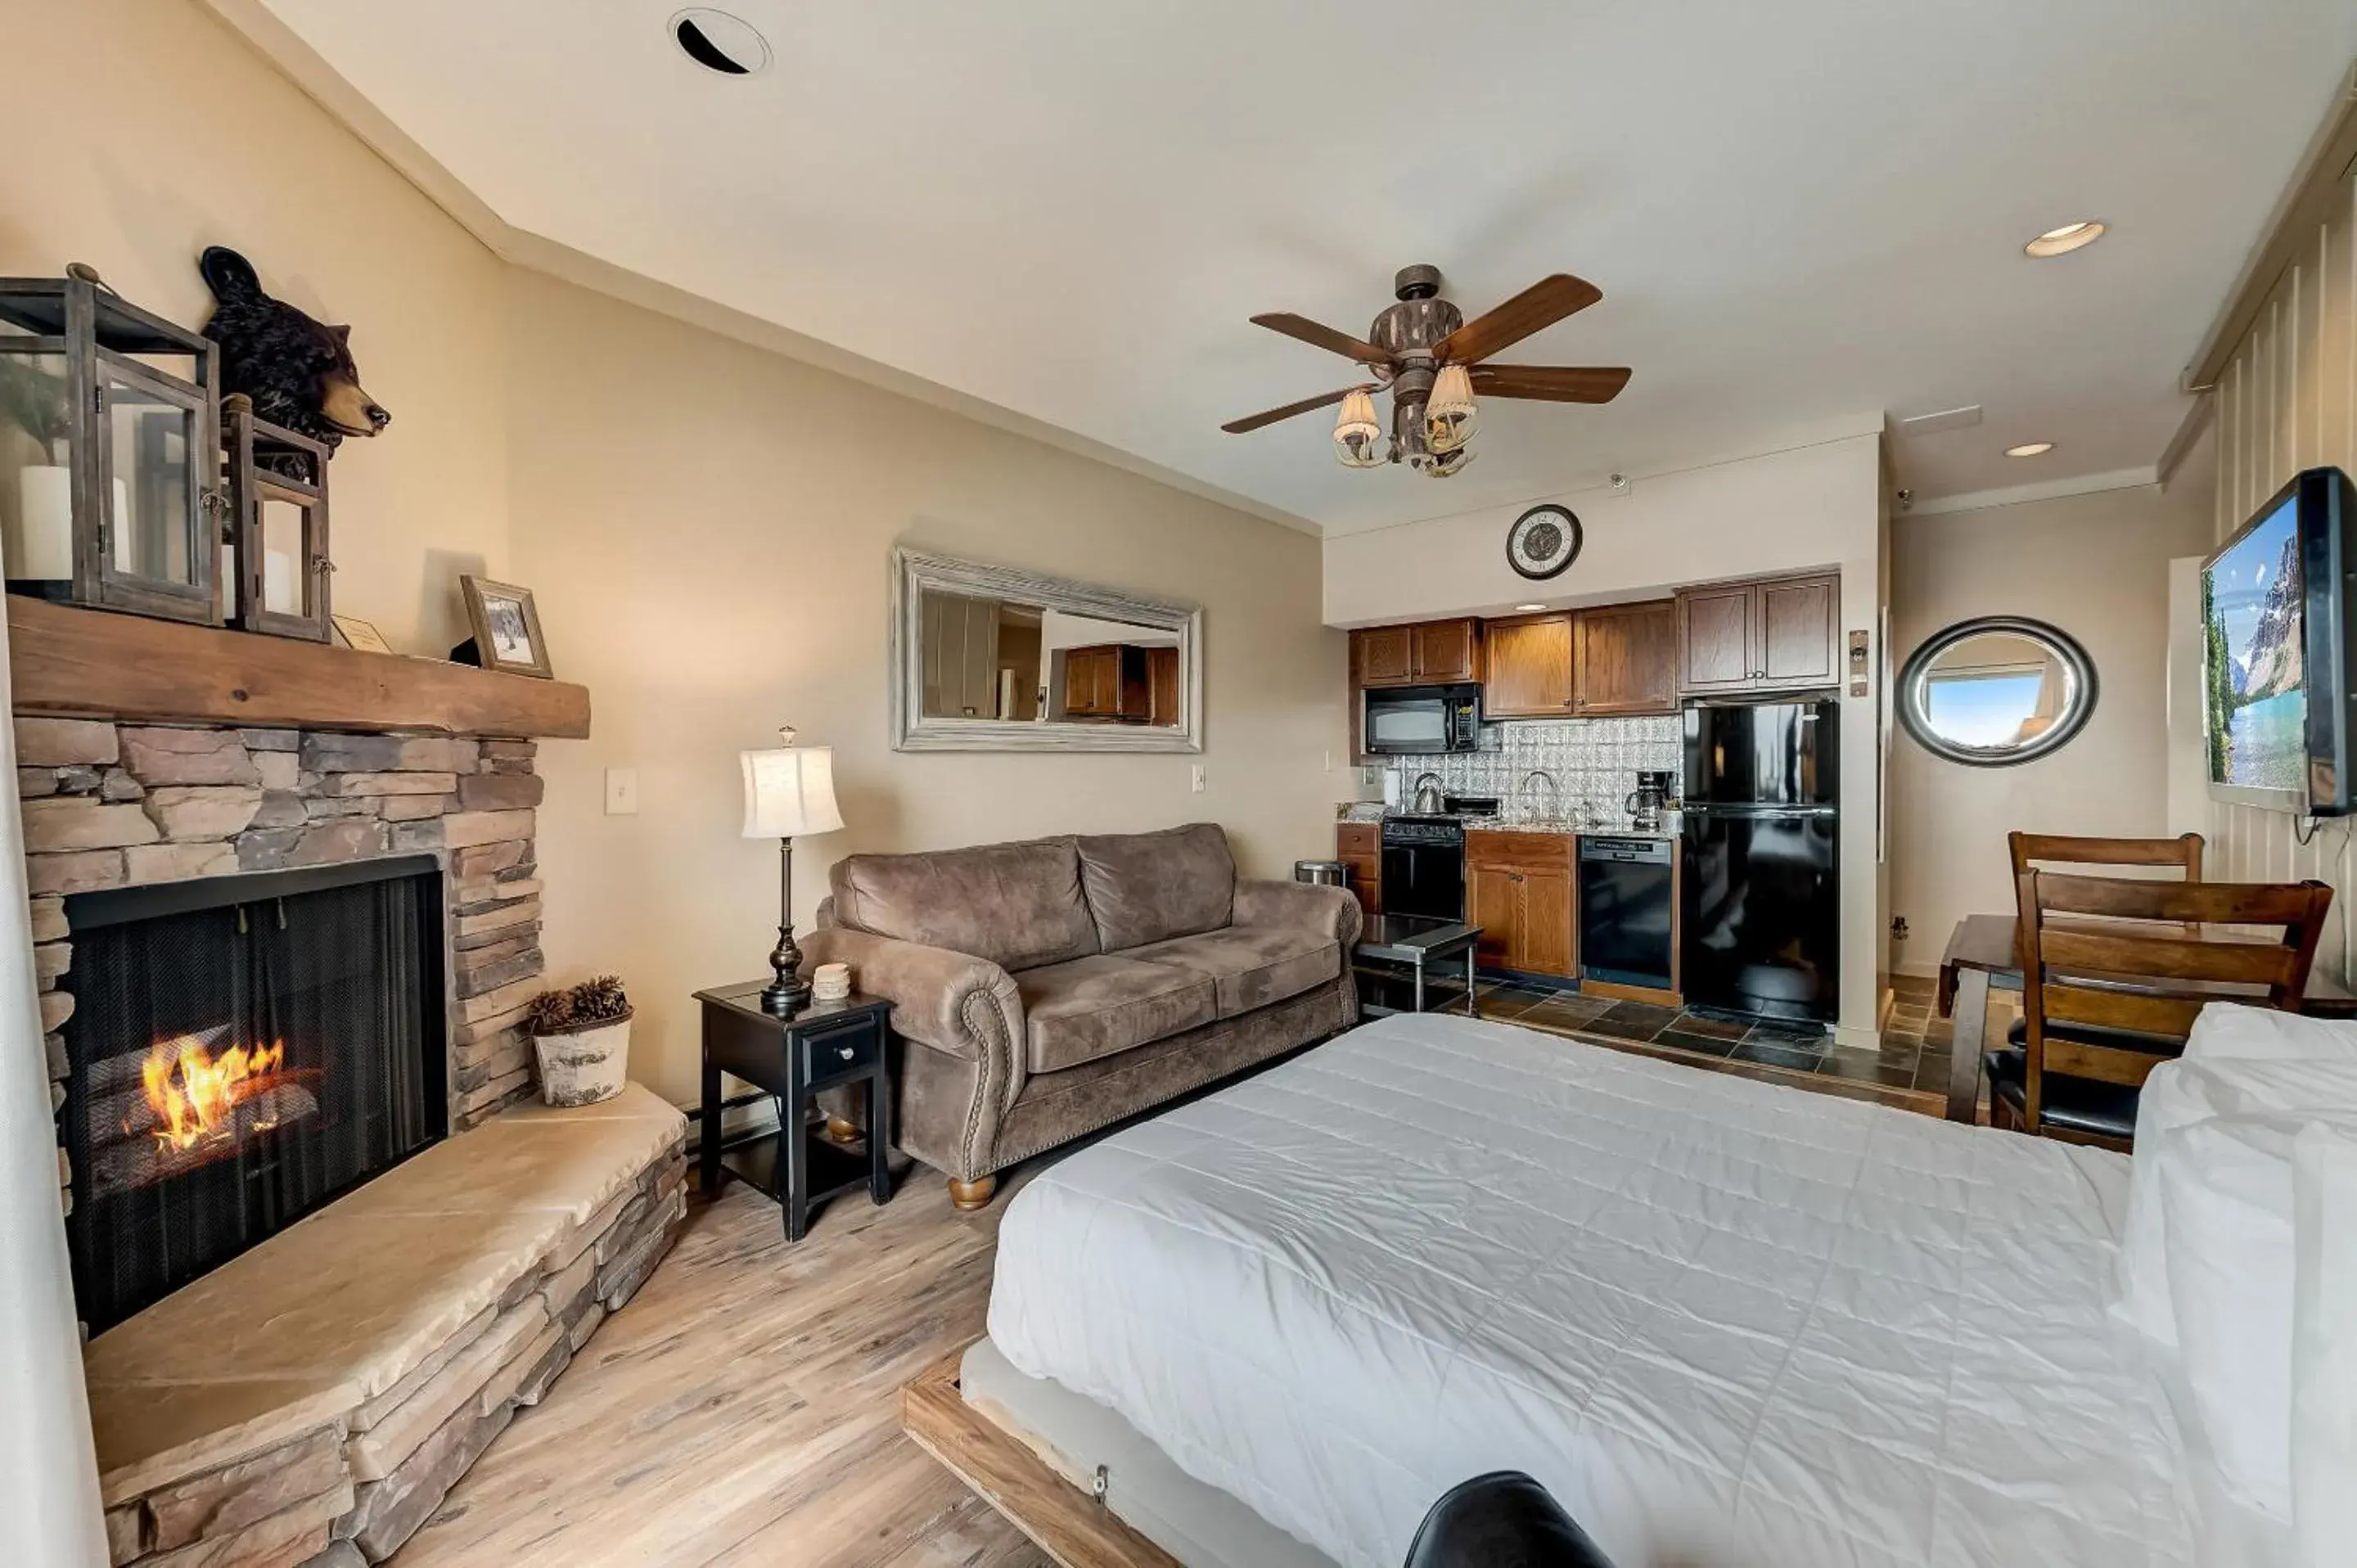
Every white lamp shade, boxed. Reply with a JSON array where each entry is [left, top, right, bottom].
[[740, 746, 843, 838]]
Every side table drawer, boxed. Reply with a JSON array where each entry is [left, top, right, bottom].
[[800, 1016, 881, 1085]]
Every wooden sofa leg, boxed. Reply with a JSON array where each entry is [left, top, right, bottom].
[[948, 1174, 998, 1211]]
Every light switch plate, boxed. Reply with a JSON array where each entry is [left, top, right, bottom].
[[1190, 764, 1206, 793], [604, 768, 639, 815]]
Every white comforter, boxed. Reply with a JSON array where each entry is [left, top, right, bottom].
[[988, 1012, 2194, 1568]]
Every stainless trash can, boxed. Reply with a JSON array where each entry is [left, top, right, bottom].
[[1294, 859, 1347, 887]]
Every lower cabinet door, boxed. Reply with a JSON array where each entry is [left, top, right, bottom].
[[1518, 867, 1575, 977], [1467, 865, 1518, 971]]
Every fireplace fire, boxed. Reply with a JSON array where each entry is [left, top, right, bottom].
[[61, 858, 447, 1331]]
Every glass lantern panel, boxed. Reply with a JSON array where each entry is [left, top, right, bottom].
[[259, 496, 310, 615], [0, 346, 75, 584], [105, 377, 201, 589]]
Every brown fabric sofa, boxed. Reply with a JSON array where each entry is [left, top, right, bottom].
[[800, 822, 1359, 1208]]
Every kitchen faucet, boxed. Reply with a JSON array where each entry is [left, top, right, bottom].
[[1517, 769, 1560, 822]]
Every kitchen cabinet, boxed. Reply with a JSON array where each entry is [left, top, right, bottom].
[[1061, 644, 1151, 719], [1350, 618, 1482, 687], [1483, 613, 1575, 717], [1674, 572, 1840, 696], [1147, 646, 1181, 726], [1336, 822, 1381, 918], [1465, 830, 1576, 980], [1572, 601, 1678, 715]]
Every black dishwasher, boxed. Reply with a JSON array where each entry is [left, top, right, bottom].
[[1578, 836, 1675, 994]]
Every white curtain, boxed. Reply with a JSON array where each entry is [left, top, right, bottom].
[[0, 611, 107, 1566]]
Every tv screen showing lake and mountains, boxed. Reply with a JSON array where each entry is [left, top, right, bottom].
[[2204, 493, 2305, 791]]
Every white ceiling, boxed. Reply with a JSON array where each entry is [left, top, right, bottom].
[[253, 0, 2355, 534]]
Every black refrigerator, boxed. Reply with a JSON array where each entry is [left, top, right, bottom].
[[1680, 697, 1839, 1025]]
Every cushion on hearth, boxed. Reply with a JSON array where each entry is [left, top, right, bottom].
[[1016, 953, 1219, 1073], [1124, 926, 1340, 1018], [831, 835, 1097, 973], [1075, 822, 1235, 951]]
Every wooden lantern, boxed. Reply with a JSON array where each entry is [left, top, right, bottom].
[[219, 394, 331, 642], [0, 275, 221, 624]]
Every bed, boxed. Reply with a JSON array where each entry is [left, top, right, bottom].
[[977, 1011, 2196, 1568]]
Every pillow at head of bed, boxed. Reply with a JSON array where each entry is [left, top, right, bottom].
[[2116, 1044, 2357, 1348], [2184, 1003, 2357, 1062], [2293, 1120, 2357, 1568]]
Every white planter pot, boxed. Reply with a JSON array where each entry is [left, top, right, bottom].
[[533, 1014, 631, 1107], [11, 465, 73, 581]]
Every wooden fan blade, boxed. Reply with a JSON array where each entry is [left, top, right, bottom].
[[1220, 385, 1371, 435], [1468, 364, 1631, 403], [1435, 275, 1603, 364], [1250, 313, 1396, 367]]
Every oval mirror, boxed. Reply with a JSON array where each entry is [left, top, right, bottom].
[[1896, 615, 2098, 767]]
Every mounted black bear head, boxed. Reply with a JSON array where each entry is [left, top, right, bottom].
[[198, 247, 389, 469]]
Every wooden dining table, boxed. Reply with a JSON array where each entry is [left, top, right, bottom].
[[1935, 912, 2356, 1123]]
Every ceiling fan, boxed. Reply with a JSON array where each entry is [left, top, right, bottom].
[[1221, 264, 1629, 477]]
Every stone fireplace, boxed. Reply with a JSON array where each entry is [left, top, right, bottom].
[[9, 598, 686, 1568]]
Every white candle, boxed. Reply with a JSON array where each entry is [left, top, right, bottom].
[[264, 547, 295, 614], [10, 466, 73, 580]]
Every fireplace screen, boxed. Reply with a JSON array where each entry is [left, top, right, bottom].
[[62, 856, 447, 1331]]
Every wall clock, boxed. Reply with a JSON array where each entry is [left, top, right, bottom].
[[1505, 504, 1582, 579]]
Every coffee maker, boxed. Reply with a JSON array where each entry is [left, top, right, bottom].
[[1625, 769, 1675, 832]]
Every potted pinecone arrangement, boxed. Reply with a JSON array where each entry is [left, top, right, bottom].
[[524, 975, 633, 1107]]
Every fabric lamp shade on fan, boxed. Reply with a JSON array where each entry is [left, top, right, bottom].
[[740, 738, 842, 1015]]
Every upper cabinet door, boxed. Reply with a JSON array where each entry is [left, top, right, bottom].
[[1573, 602, 1678, 715], [1483, 615, 1574, 717], [1354, 625, 1414, 687], [1756, 574, 1841, 688], [1676, 586, 1756, 692], [1411, 619, 1481, 683]]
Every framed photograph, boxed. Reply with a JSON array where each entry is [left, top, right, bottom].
[[331, 615, 394, 656], [459, 575, 553, 679]]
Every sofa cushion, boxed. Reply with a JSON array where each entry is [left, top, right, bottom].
[[1075, 822, 1235, 952], [1124, 926, 1341, 1019], [1016, 953, 1219, 1074], [831, 836, 1097, 973]]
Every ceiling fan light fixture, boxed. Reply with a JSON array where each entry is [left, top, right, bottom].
[[2024, 221, 2105, 258], [1425, 363, 1478, 453], [1333, 387, 1385, 469], [1417, 446, 1475, 480]]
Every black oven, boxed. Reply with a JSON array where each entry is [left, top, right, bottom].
[[1363, 683, 1484, 755], [1381, 817, 1466, 920]]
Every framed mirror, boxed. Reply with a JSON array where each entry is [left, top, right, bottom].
[[1895, 615, 2097, 767], [890, 547, 1202, 752]]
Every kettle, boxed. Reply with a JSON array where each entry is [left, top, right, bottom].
[[1413, 773, 1446, 814]]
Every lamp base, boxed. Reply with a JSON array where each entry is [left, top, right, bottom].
[[761, 919, 809, 1017]]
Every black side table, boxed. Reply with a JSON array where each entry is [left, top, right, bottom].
[[695, 983, 895, 1242]]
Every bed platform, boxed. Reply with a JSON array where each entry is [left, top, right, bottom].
[[906, 1012, 2198, 1568]]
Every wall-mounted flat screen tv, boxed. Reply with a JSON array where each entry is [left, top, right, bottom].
[[2202, 466, 2357, 814]]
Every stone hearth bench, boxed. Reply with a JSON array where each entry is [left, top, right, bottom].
[[83, 1084, 688, 1568]]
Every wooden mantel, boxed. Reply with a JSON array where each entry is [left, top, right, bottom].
[[6, 597, 590, 739]]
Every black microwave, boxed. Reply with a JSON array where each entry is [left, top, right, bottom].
[[1363, 683, 1485, 755]]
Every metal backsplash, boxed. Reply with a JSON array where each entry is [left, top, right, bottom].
[[1382, 715, 1681, 829]]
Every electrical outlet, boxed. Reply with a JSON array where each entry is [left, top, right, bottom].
[[1190, 764, 1206, 794], [604, 768, 639, 816]]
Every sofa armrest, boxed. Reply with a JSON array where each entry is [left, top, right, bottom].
[[799, 926, 1024, 1071], [1233, 877, 1362, 949]]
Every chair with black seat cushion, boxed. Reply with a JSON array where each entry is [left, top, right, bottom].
[[2002, 831, 2206, 1052], [1994, 869, 2332, 1147]]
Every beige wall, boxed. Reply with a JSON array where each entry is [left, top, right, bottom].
[[1887, 475, 2215, 975], [503, 273, 1345, 1104], [1322, 434, 1891, 1046], [0, 0, 1345, 1108], [0, 0, 512, 655], [2174, 169, 2357, 984]]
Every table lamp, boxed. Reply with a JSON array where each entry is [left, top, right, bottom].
[[740, 728, 844, 1015]]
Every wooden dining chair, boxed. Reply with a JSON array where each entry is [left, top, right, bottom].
[[2006, 831, 2204, 885], [1991, 870, 2333, 1147]]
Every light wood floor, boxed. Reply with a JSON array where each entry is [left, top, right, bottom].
[[393, 1169, 1048, 1568], [394, 1007, 1958, 1567]]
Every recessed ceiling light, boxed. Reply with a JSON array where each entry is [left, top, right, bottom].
[[671, 8, 771, 75], [2005, 441, 2056, 457], [1514, 603, 1546, 613], [2024, 221, 2105, 259]]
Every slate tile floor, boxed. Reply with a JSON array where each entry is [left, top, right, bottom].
[[1470, 972, 1984, 1114]]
